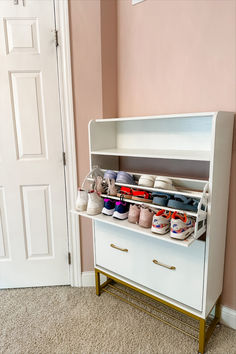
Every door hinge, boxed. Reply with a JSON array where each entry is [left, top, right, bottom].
[[55, 30, 59, 47], [68, 252, 71, 265], [63, 152, 66, 166]]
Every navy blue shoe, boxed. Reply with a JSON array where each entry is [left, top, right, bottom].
[[167, 195, 199, 212], [113, 201, 130, 220], [102, 198, 116, 216], [152, 192, 172, 206]]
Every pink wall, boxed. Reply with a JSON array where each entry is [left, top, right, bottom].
[[69, 0, 117, 271], [69, 0, 103, 271], [117, 0, 236, 116], [69, 0, 236, 309]]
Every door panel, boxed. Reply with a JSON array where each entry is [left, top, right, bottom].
[[21, 185, 53, 259], [10, 71, 47, 159], [0, 0, 70, 288], [4, 17, 40, 54]]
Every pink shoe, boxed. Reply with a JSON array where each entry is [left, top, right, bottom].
[[128, 204, 140, 224], [94, 176, 105, 194], [107, 178, 118, 196], [139, 206, 154, 228]]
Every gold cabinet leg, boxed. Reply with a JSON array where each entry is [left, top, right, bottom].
[[198, 318, 206, 354], [95, 269, 101, 296]]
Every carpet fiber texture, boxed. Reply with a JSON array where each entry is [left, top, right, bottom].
[[0, 285, 235, 354]]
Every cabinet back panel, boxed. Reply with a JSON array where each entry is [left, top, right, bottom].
[[116, 117, 212, 151], [119, 156, 209, 180]]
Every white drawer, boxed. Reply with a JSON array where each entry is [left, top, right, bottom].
[[134, 235, 205, 310], [94, 221, 205, 311], [95, 221, 138, 281]]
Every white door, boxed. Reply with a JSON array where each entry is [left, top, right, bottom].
[[0, 0, 70, 288]]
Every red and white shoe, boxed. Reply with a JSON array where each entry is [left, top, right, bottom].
[[151, 210, 171, 235], [170, 211, 195, 240]]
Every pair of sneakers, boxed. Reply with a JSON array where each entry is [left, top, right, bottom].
[[104, 170, 135, 185], [152, 210, 195, 240], [75, 189, 103, 215], [102, 199, 130, 220], [94, 176, 118, 196], [128, 204, 154, 228]]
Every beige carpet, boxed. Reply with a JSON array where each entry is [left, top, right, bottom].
[[0, 285, 235, 354]]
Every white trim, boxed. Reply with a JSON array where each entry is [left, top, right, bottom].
[[82, 271, 107, 287], [221, 306, 236, 329], [54, 0, 81, 287], [132, 0, 146, 4]]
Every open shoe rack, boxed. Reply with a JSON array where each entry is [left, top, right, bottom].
[[72, 112, 234, 353], [78, 171, 209, 247]]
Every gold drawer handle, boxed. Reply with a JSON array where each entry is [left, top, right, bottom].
[[110, 243, 128, 252], [153, 259, 176, 270]]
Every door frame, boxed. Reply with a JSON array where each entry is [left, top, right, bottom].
[[54, 0, 81, 287]]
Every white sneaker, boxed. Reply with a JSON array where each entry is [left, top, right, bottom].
[[87, 191, 103, 215], [154, 176, 176, 190], [75, 189, 88, 211], [151, 210, 171, 235], [170, 211, 195, 240]]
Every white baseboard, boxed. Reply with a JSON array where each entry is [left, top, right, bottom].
[[221, 305, 236, 330], [81, 271, 107, 287], [81, 272, 236, 330]]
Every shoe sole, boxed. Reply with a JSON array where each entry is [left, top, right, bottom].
[[117, 193, 132, 199], [113, 211, 129, 220], [87, 207, 102, 215], [151, 226, 170, 235], [102, 207, 115, 216], [170, 227, 194, 240], [75, 204, 87, 212], [132, 196, 152, 203], [128, 218, 139, 224]]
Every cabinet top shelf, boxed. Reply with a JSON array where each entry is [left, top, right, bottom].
[[91, 148, 210, 161], [93, 112, 217, 123]]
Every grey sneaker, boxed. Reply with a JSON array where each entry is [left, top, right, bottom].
[[87, 191, 103, 215], [94, 176, 105, 194], [107, 178, 118, 196]]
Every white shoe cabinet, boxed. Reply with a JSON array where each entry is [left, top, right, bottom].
[[74, 112, 234, 353]]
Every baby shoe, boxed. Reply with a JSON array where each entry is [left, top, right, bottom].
[[106, 178, 118, 196], [138, 206, 154, 228], [170, 211, 195, 240], [152, 192, 172, 207], [132, 190, 152, 203], [87, 191, 103, 215], [116, 171, 135, 185], [138, 175, 155, 187], [81, 167, 104, 191], [154, 176, 176, 190], [117, 186, 133, 199], [104, 170, 117, 180], [167, 195, 199, 212], [102, 198, 116, 216], [151, 210, 171, 235], [94, 176, 105, 194], [113, 201, 130, 220], [75, 189, 88, 211], [128, 204, 140, 224]]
